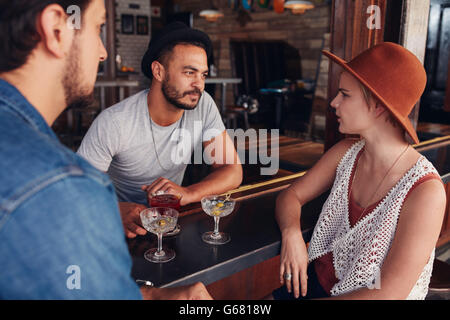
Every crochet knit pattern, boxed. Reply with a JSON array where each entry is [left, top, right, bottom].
[[307, 140, 436, 299]]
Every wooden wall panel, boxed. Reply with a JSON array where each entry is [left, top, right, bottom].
[[445, 54, 450, 112], [206, 256, 281, 300], [400, 0, 431, 135]]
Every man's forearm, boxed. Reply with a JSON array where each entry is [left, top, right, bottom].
[[186, 164, 243, 202]]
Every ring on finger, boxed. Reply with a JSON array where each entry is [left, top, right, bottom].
[[283, 272, 292, 281]]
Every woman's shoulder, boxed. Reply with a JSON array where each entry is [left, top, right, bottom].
[[332, 137, 361, 152], [323, 138, 362, 164], [402, 170, 446, 221], [406, 174, 445, 202], [305, 138, 361, 179]]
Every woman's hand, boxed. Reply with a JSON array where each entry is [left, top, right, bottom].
[[279, 228, 309, 298]]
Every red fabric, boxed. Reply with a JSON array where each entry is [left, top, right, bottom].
[[313, 150, 441, 294]]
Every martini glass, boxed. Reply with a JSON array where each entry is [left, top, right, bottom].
[[140, 207, 179, 263], [148, 190, 182, 236], [201, 195, 235, 245]]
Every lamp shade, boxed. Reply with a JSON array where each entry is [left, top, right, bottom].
[[199, 9, 224, 22], [284, 0, 314, 14]]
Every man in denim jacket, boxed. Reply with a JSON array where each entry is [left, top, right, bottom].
[[0, 0, 211, 300]]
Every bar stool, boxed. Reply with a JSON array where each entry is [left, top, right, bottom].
[[224, 110, 238, 129], [224, 106, 250, 130], [427, 258, 450, 299]]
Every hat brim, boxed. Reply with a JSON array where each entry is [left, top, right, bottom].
[[322, 50, 420, 144]]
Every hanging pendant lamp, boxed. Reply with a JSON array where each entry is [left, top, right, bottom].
[[199, 0, 224, 22], [284, 0, 314, 14], [199, 9, 224, 22]]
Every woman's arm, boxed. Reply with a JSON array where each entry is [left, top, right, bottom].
[[321, 178, 446, 300], [276, 138, 357, 298]]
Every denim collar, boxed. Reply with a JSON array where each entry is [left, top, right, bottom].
[[0, 78, 57, 140]]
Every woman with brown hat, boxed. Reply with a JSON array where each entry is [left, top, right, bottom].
[[268, 42, 446, 300]]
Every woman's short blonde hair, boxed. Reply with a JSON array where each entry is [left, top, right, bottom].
[[359, 82, 401, 129]]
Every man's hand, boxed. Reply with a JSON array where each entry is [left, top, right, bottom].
[[141, 177, 195, 206], [141, 282, 213, 300], [118, 202, 148, 238]]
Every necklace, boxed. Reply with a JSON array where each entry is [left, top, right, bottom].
[[149, 112, 184, 172], [351, 143, 410, 223]]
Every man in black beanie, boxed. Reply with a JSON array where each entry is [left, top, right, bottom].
[[78, 22, 242, 238]]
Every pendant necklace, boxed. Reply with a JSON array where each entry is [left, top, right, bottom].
[[351, 143, 410, 223], [149, 111, 184, 172]]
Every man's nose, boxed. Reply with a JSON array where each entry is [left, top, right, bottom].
[[192, 75, 204, 90]]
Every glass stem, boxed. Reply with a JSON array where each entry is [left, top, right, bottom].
[[213, 216, 221, 236], [157, 233, 164, 256]]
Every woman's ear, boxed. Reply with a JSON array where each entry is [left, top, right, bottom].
[[151, 61, 165, 82], [373, 101, 387, 118]]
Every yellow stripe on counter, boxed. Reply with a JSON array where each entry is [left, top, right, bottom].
[[222, 135, 450, 196], [222, 171, 307, 196], [413, 135, 450, 148]]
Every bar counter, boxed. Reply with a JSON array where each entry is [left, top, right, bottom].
[[128, 188, 327, 288], [127, 136, 450, 298]]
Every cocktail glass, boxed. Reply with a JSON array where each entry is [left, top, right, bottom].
[[148, 190, 182, 236], [140, 207, 179, 263], [201, 195, 235, 245]]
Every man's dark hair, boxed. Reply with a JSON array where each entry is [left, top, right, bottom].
[[157, 41, 207, 68], [0, 0, 92, 73]]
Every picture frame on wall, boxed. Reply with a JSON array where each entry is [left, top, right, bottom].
[[136, 15, 149, 35], [121, 14, 134, 34]]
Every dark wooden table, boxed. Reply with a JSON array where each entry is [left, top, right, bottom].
[[128, 190, 327, 288]]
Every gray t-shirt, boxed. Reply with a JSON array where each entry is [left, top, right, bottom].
[[77, 89, 225, 204]]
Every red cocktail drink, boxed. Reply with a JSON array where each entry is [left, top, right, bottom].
[[148, 191, 182, 236], [150, 193, 181, 210]]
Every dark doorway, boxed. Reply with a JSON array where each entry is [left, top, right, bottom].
[[230, 40, 303, 96], [419, 0, 450, 125]]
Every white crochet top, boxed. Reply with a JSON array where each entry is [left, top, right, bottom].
[[307, 140, 437, 299]]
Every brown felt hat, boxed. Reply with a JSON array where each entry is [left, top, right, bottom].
[[323, 42, 427, 144]]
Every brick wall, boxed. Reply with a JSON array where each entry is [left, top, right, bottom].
[[173, 0, 330, 129], [115, 0, 152, 93]]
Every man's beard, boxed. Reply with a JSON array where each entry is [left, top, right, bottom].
[[62, 37, 95, 110], [161, 75, 202, 110]]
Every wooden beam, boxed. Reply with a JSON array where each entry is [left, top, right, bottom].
[[399, 0, 431, 140], [445, 54, 450, 112], [103, 0, 117, 108], [105, 0, 116, 80]]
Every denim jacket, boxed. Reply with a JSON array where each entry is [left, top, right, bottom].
[[0, 79, 142, 299]]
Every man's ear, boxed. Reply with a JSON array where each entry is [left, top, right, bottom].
[[151, 61, 165, 82], [37, 4, 74, 59]]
